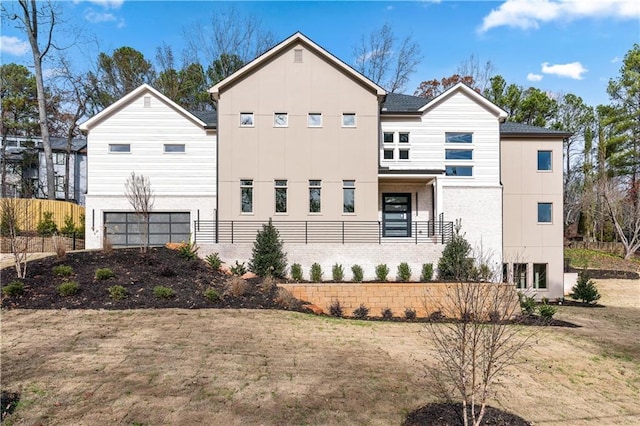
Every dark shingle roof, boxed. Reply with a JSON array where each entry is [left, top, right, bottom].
[[189, 110, 217, 128], [381, 93, 430, 113], [500, 121, 572, 137], [49, 137, 87, 152]]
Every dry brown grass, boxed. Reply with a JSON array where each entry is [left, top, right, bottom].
[[1, 278, 639, 425], [224, 276, 249, 297]]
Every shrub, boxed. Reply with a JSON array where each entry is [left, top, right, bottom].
[[2, 281, 24, 297], [178, 241, 199, 260], [57, 281, 79, 296], [61, 214, 76, 237], [381, 307, 393, 319], [108, 285, 127, 300], [260, 275, 277, 292], [95, 268, 115, 280], [404, 307, 417, 321], [290, 263, 303, 281], [352, 303, 370, 319], [518, 292, 537, 316], [249, 218, 287, 278], [230, 260, 247, 276], [437, 220, 474, 281], [275, 287, 298, 309], [570, 271, 601, 304], [397, 262, 412, 281], [538, 303, 557, 320], [37, 211, 58, 237], [310, 263, 323, 282], [153, 285, 175, 299], [53, 265, 73, 277], [76, 214, 86, 238], [204, 288, 220, 302], [329, 299, 343, 317], [332, 263, 344, 281], [225, 276, 249, 297], [421, 263, 434, 282], [205, 252, 222, 269], [351, 264, 364, 283], [375, 264, 389, 281]]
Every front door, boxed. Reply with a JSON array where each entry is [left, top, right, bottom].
[[382, 193, 412, 237]]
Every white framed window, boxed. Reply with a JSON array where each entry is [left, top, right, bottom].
[[445, 132, 473, 143], [538, 150, 552, 171], [164, 144, 185, 153], [445, 149, 473, 160], [54, 153, 66, 165], [399, 132, 409, 143], [343, 180, 355, 213], [109, 144, 130, 153], [240, 112, 254, 127], [309, 180, 321, 213], [533, 264, 547, 289], [538, 202, 552, 223], [445, 165, 473, 176], [342, 113, 356, 127], [383, 132, 394, 143], [308, 113, 322, 128], [240, 179, 253, 213], [55, 175, 64, 191], [514, 263, 527, 289], [275, 179, 287, 213], [382, 131, 411, 160], [274, 113, 288, 127], [383, 149, 394, 160], [399, 149, 410, 160]]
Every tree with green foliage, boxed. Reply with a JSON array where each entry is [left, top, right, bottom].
[[570, 271, 601, 304], [437, 220, 474, 281], [249, 218, 287, 278]]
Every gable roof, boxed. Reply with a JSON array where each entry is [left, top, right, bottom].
[[208, 32, 386, 100], [500, 121, 572, 137], [79, 84, 207, 131], [381, 93, 429, 113], [418, 83, 508, 120]]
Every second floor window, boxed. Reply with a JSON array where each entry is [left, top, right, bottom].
[[308, 113, 322, 127], [538, 202, 552, 223], [538, 150, 552, 171], [342, 113, 356, 127], [309, 180, 321, 213], [55, 153, 66, 165], [109, 144, 130, 153], [240, 112, 254, 127], [445, 132, 473, 143], [275, 180, 287, 213], [241, 179, 253, 213], [343, 180, 355, 213]]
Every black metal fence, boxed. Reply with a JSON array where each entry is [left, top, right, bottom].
[[193, 220, 453, 245]]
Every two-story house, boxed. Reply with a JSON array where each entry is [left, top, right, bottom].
[[80, 32, 569, 299]]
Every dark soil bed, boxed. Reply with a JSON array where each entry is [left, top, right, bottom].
[[404, 402, 531, 426], [566, 266, 639, 280]]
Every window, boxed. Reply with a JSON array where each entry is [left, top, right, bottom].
[[399, 149, 409, 160], [382, 131, 410, 160], [55, 153, 65, 165], [240, 112, 254, 127], [502, 263, 509, 283], [342, 113, 356, 127], [399, 132, 409, 143], [308, 113, 322, 127], [445, 132, 473, 143], [534, 264, 547, 289], [445, 165, 473, 176], [240, 179, 253, 213], [275, 180, 287, 213], [274, 113, 288, 127], [309, 180, 321, 213], [383, 132, 394, 143], [538, 202, 552, 223], [538, 150, 552, 171], [294, 49, 303, 63], [55, 175, 64, 191], [514, 263, 527, 289], [109, 144, 130, 153], [383, 149, 394, 160], [445, 149, 473, 160], [343, 180, 355, 213], [164, 144, 185, 153]]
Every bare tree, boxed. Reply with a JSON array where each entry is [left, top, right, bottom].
[[353, 22, 422, 93], [456, 54, 497, 94], [124, 172, 155, 253], [0, 197, 33, 278], [604, 181, 640, 259]]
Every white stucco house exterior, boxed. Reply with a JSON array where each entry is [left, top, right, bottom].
[[80, 32, 570, 299]]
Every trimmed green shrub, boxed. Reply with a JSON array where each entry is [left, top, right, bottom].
[[538, 303, 557, 320], [108, 285, 127, 300], [518, 292, 537, 316], [290, 263, 303, 281], [352, 303, 369, 319], [153, 286, 175, 299], [61, 214, 76, 237], [351, 264, 364, 283], [437, 220, 474, 281], [57, 281, 79, 296], [204, 288, 220, 302], [404, 307, 417, 321], [332, 263, 344, 281], [310, 263, 323, 282], [53, 265, 73, 277], [230, 261, 247, 276], [2, 281, 24, 297], [329, 299, 343, 317], [375, 264, 389, 281], [205, 252, 222, 269], [249, 218, 287, 278], [95, 268, 115, 280], [37, 211, 58, 237], [397, 262, 412, 282], [421, 263, 434, 282], [178, 241, 199, 260], [570, 271, 601, 304]]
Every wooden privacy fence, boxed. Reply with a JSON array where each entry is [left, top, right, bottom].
[[0, 198, 85, 231]]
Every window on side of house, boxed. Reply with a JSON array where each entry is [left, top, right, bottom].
[[383, 149, 394, 160], [108, 144, 131, 153], [240, 179, 253, 213], [308, 113, 322, 127], [164, 144, 185, 153], [274, 113, 288, 127], [54, 152, 66, 165], [538, 202, 552, 223], [502, 263, 509, 283], [240, 112, 254, 127], [445, 149, 473, 160], [514, 263, 527, 289], [342, 113, 356, 127], [537, 150, 552, 171], [399, 132, 409, 143], [399, 149, 410, 160], [275, 179, 287, 213], [445, 132, 473, 143], [55, 175, 64, 191], [309, 180, 321, 213], [343, 180, 355, 213], [383, 132, 394, 143], [533, 263, 547, 289], [445, 165, 473, 176]]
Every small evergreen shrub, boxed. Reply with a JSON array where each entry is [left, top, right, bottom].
[[108, 285, 127, 300], [421, 263, 434, 282], [290, 263, 303, 281], [570, 271, 601, 304], [225, 276, 249, 297], [37, 211, 58, 237], [178, 241, 199, 260], [404, 307, 417, 321], [351, 264, 364, 283], [204, 288, 220, 302], [518, 292, 537, 316], [381, 307, 393, 319], [249, 218, 288, 278], [153, 285, 175, 299], [310, 263, 323, 282], [2, 281, 24, 297], [332, 263, 344, 281], [61, 214, 76, 237], [57, 281, 79, 296], [95, 268, 115, 280], [437, 220, 474, 281], [397, 262, 412, 282], [205, 252, 222, 269], [352, 303, 370, 319], [53, 265, 73, 277], [375, 264, 389, 281], [230, 261, 247, 276], [538, 303, 557, 320], [329, 299, 343, 317]]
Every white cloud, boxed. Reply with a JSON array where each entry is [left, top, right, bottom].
[[527, 73, 544, 82], [541, 61, 588, 79], [84, 9, 117, 23], [611, 56, 621, 63], [0, 36, 30, 56], [479, 0, 640, 33], [74, 0, 124, 9]]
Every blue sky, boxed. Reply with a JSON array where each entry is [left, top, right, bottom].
[[1, 0, 639, 108]]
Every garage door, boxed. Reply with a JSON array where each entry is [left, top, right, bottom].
[[104, 212, 191, 247]]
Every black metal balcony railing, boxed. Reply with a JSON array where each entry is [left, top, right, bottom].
[[193, 220, 454, 245]]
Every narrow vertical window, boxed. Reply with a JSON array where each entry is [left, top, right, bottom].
[[537, 150, 552, 171], [275, 180, 287, 213], [514, 263, 527, 289], [309, 180, 321, 213], [343, 180, 355, 213], [502, 263, 509, 283], [533, 264, 547, 289], [240, 179, 253, 213]]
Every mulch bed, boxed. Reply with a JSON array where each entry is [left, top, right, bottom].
[[404, 402, 531, 426], [566, 266, 639, 280]]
